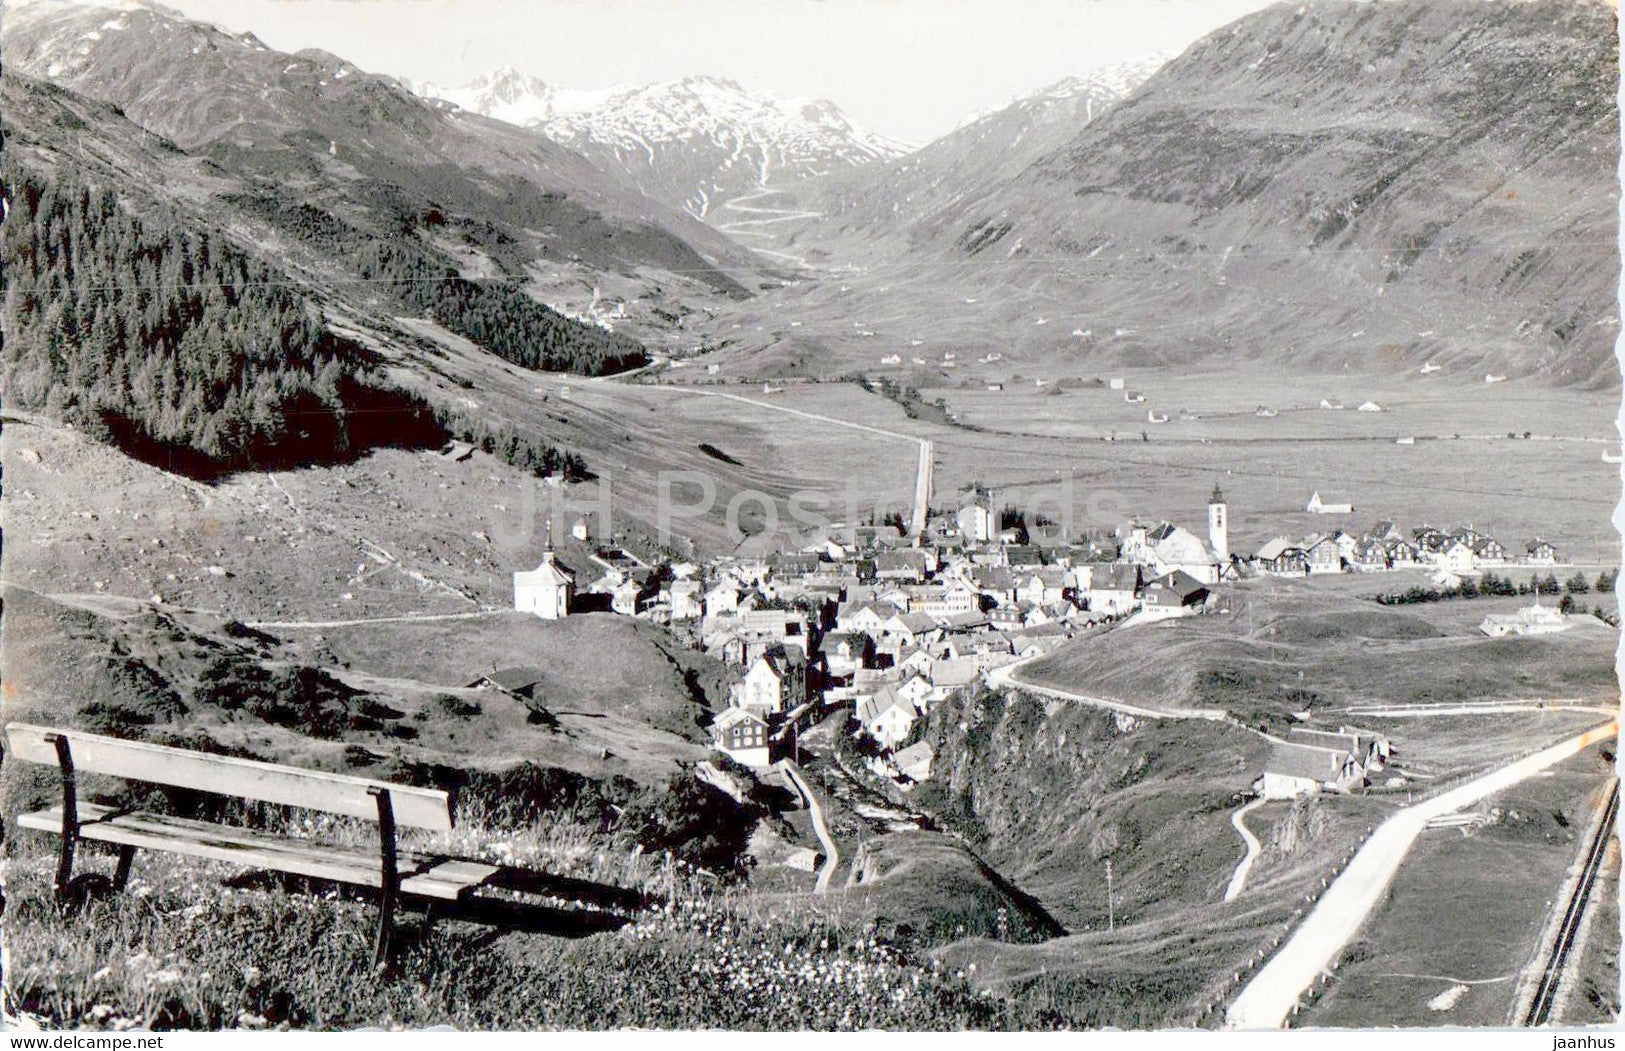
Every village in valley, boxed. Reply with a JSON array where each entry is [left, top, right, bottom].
[[508, 473, 1605, 805]]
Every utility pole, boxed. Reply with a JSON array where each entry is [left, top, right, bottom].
[[1106, 857, 1115, 933]]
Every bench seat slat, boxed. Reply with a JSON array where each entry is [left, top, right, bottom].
[[4, 724, 451, 831], [17, 805, 497, 901]]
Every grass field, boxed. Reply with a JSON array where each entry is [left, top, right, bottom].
[[1020, 576, 1619, 727], [1299, 748, 1617, 1028]]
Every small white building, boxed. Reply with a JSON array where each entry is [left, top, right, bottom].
[[1306, 491, 1354, 515], [513, 547, 574, 620], [1479, 600, 1569, 637], [1261, 741, 1364, 799]]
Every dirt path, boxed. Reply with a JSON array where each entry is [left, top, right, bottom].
[[1224, 718, 1619, 1030], [634, 384, 933, 546], [988, 653, 1230, 722], [782, 760, 839, 893], [1224, 798, 1266, 902], [244, 609, 505, 630]]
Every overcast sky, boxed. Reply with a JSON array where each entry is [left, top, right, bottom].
[[161, 0, 1279, 143]]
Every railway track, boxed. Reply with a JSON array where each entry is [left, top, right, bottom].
[[1523, 778, 1619, 1026]]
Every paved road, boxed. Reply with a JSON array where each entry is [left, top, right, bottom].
[[1224, 718, 1619, 1030], [1225, 798, 1267, 902], [782, 760, 839, 893]]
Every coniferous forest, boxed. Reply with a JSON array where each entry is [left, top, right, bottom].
[[228, 194, 650, 377], [1, 172, 589, 482]]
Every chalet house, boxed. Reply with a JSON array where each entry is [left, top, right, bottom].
[[610, 573, 657, 616], [1384, 538, 1419, 567], [875, 548, 933, 582], [1348, 536, 1391, 571], [1287, 727, 1387, 774], [1080, 563, 1142, 615], [892, 741, 934, 782], [928, 658, 980, 699], [875, 612, 940, 655], [856, 686, 920, 751], [1471, 537, 1507, 563], [1368, 520, 1405, 543], [1525, 538, 1560, 565], [817, 632, 875, 680], [704, 581, 742, 618], [667, 578, 703, 620], [1254, 538, 1308, 575], [972, 567, 1018, 607], [917, 581, 980, 618], [1140, 570, 1211, 616], [741, 608, 810, 648], [736, 649, 807, 715], [988, 606, 1025, 631], [1411, 527, 1450, 556], [1306, 492, 1354, 515], [1005, 545, 1046, 568], [712, 707, 772, 768], [1016, 569, 1071, 609], [897, 647, 935, 679], [897, 674, 935, 712], [1261, 741, 1364, 799], [1302, 535, 1344, 574], [837, 600, 899, 635], [771, 552, 823, 579]]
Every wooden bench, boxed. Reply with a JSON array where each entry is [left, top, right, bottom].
[[6, 723, 499, 962]]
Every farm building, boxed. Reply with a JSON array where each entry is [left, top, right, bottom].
[[1261, 741, 1365, 799], [1306, 492, 1354, 515], [1140, 570, 1211, 617], [1479, 600, 1569, 637]]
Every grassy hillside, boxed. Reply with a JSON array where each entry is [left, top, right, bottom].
[[1021, 580, 1619, 726]]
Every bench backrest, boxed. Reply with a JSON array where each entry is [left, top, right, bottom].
[[5, 723, 452, 831]]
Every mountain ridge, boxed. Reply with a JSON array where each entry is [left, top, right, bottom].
[[416, 70, 910, 220]]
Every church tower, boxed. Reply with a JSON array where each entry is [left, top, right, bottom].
[[1208, 484, 1230, 564]]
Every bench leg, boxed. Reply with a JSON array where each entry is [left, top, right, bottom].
[[112, 845, 137, 892], [373, 883, 397, 967], [52, 832, 77, 902]]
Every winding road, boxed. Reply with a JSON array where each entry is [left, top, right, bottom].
[[782, 760, 839, 893], [1224, 798, 1266, 902], [986, 652, 1230, 722], [1224, 718, 1619, 1030]]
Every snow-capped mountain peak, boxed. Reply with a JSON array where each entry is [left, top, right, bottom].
[[413, 70, 909, 221]]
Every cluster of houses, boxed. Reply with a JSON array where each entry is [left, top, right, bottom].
[[1256, 511, 1564, 587], [510, 484, 1566, 785], [512, 487, 1240, 776]]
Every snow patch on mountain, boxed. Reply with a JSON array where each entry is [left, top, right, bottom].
[[413, 70, 910, 220]]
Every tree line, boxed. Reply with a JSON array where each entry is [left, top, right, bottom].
[[229, 194, 648, 377], [1372, 570, 1615, 607], [2, 171, 591, 483]]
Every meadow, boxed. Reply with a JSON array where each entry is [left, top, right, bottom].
[[1300, 748, 1617, 1028]]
